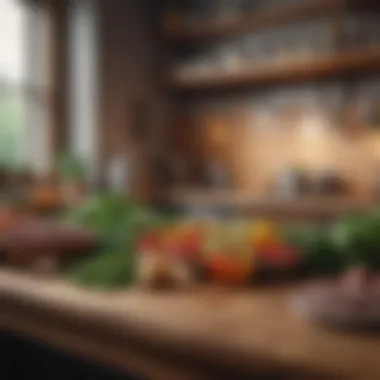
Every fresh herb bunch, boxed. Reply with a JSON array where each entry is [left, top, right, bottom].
[[283, 210, 380, 274], [282, 224, 345, 275], [332, 211, 380, 271], [64, 193, 171, 289]]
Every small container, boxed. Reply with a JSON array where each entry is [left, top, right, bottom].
[[215, 0, 242, 22], [363, 14, 380, 48], [294, 24, 316, 61], [241, 35, 267, 67], [313, 19, 335, 56], [203, 160, 232, 189], [341, 14, 362, 50], [107, 156, 128, 193], [215, 45, 241, 72], [275, 167, 309, 198], [312, 170, 346, 196]]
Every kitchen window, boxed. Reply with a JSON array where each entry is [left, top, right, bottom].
[[0, 0, 52, 175]]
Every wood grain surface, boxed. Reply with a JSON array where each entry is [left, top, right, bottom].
[[163, 0, 347, 42], [1, 269, 380, 379], [167, 48, 380, 91]]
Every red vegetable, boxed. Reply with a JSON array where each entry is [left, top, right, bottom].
[[137, 231, 162, 253], [207, 254, 250, 285], [165, 231, 202, 261], [258, 240, 300, 269]]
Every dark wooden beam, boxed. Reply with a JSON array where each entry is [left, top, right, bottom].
[[48, 0, 69, 157]]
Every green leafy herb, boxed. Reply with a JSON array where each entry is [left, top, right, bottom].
[[282, 224, 345, 275], [63, 193, 171, 289]]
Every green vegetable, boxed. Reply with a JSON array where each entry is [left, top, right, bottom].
[[68, 249, 135, 290], [332, 211, 380, 270], [63, 193, 170, 289], [64, 194, 162, 246], [284, 209, 380, 274], [282, 224, 345, 275]]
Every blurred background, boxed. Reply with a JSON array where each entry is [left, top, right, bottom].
[[1, 0, 380, 219], [2, 0, 380, 378]]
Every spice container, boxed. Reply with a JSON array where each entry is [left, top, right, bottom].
[[258, 30, 278, 64], [215, 0, 242, 22], [275, 26, 295, 64], [293, 23, 317, 61], [214, 44, 242, 73], [340, 14, 364, 50], [275, 167, 309, 198], [313, 19, 335, 56], [202, 160, 232, 189], [365, 14, 380, 48], [241, 34, 267, 68]]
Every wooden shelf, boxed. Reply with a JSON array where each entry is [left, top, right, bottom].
[[163, 0, 348, 42], [163, 189, 378, 219], [165, 189, 369, 207], [167, 48, 380, 92]]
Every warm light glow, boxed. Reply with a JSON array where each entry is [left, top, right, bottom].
[[0, 0, 26, 84]]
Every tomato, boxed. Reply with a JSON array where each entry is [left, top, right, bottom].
[[259, 241, 300, 268], [207, 254, 253, 285], [137, 231, 162, 253], [164, 227, 204, 261]]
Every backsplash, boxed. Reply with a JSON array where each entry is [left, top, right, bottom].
[[164, 0, 380, 197], [176, 79, 380, 196]]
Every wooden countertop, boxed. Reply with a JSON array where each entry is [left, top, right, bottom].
[[1, 269, 380, 379]]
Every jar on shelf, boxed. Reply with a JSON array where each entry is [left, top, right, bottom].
[[241, 34, 267, 68], [313, 19, 335, 56], [173, 60, 193, 79], [214, 44, 242, 73], [260, 30, 278, 64], [293, 23, 317, 61], [215, 0, 243, 22], [275, 26, 295, 64], [364, 14, 380, 49], [340, 14, 363, 50], [203, 159, 232, 189], [192, 53, 214, 77]]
